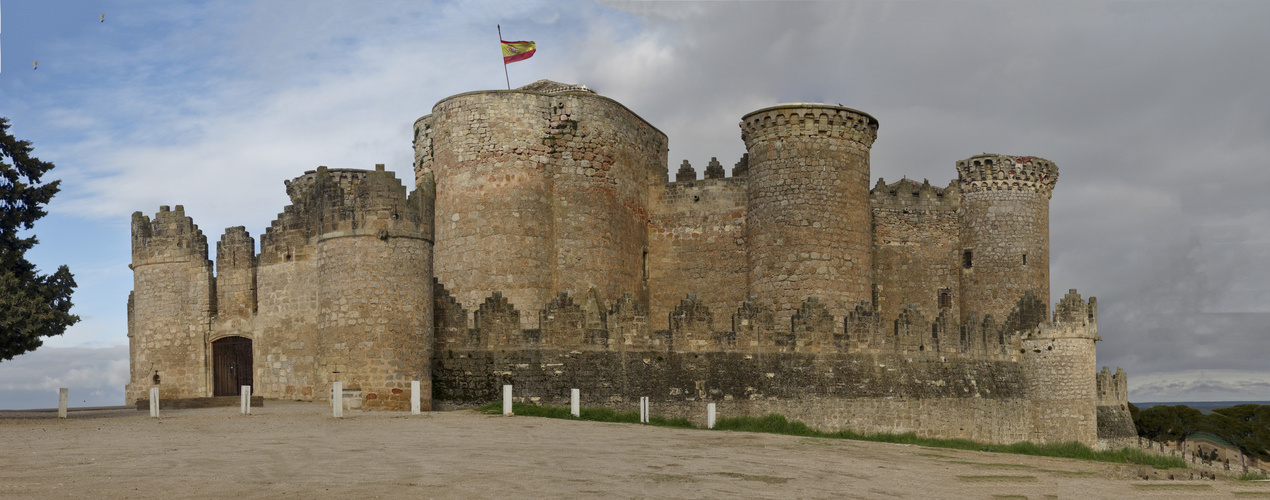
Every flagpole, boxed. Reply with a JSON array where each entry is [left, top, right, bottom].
[[498, 24, 510, 90]]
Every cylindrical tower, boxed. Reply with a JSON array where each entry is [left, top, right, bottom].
[[957, 154, 1057, 323], [740, 104, 879, 324], [300, 166, 434, 411], [127, 206, 215, 402], [1021, 290, 1099, 446], [416, 81, 666, 330]]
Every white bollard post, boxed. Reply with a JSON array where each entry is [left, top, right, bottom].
[[502, 384, 513, 416], [332, 381, 343, 418], [58, 388, 68, 419], [149, 387, 160, 418], [570, 388, 580, 417], [411, 381, 421, 415], [707, 403, 716, 429], [240, 386, 251, 415], [639, 396, 649, 423]]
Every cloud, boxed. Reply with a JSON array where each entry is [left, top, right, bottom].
[[0, 346, 129, 409], [1129, 370, 1270, 402], [4, 1, 1270, 404]]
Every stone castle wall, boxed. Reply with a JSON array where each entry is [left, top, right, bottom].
[[871, 178, 963, 327], [647, 170, 748, 330], [434, 349, 1032, 443], [427, 283, 1103, 444]]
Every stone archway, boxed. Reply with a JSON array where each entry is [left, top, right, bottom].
[[212, 336, 253, 397]]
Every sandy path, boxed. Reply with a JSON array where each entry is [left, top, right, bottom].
[[1, 401, 1267, 499]]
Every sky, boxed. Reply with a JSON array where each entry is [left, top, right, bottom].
[[1, 0, 1268, 409]]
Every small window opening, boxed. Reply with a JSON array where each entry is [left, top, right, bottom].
[[642, 250, 649, 280], [962, 249, 973, 269], [1022, 253, 1027, 265], [938, 291, 951, 309]]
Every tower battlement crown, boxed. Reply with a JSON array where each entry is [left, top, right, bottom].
[[956, 154, 1058, 197], [739, 103, 879, 146], [130, 205, 210, 265], [869, 178, 962, 210], [259, 165, 432, 264]]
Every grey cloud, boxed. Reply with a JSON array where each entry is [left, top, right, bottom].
[[0, 346, 129, 409]]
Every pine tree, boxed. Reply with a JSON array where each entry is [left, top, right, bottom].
[[0, 117, 79, 361]]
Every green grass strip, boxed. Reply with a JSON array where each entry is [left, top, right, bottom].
[[477, 402, 1187, 469], [477, 401, 695, 429]]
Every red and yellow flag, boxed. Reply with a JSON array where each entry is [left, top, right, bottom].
[[501, 39, 536, 64]]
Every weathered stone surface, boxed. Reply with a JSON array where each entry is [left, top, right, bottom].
[[128, 166, 434, 411], [129, 81, 1124, 447]]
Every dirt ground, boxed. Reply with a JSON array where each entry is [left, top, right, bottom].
[[1, 401, 1268, 499]]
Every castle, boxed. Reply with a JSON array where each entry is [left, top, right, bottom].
[[127, 80, 1135, 447]]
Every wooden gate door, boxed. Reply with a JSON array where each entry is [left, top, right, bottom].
[[212, 336, 253, 397]]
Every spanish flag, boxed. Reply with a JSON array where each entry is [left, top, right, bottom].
[[501, 39, 536, 64]]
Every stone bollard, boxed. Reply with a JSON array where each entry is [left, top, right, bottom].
[[571, 388, 580, 417], [639, 397, 649, 423], [240, 386, 251, 415], [411, 381, 421, 415], [502, 384, 513, 416], [58, 388, 68, 419], [332, 381, 343, 418], [149, 387, 160, 418], [707, 403, 716, 429]]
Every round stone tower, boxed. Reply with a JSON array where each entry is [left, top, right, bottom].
[[956, 154, 1058, 323], [1021, 289, 1100, 446], [740, 104, 879, 324], [415, 81, 666, 330], [291, 166, 434, 411], [127, 206, 215, 402]]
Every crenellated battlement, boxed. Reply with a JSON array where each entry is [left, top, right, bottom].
[[869, 178, 962, 211], [668, 156, 743, 185], [1097, 366, 1130, 405], [429, 285, 1097, 362], [956, 154, 1059, 198], [216, 227, 255, 270], [740, 103, 879, 146], [259, 165, 432, 264], [130, 205, 210, 266]]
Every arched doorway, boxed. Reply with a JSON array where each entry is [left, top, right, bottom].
[[212, 336, 253, 397]]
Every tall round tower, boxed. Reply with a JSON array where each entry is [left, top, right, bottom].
[[957, 154, 1058, 323], [289, 166, 433, 411], [127, 206, 214, 402], [415, 81, 666, 330], [740, 104, 879, 324]]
